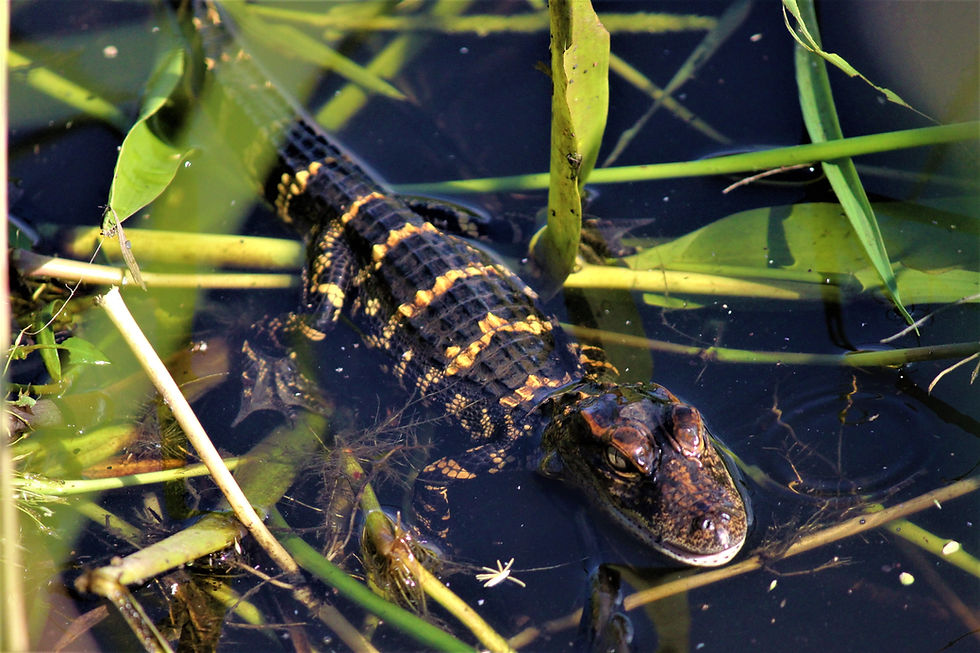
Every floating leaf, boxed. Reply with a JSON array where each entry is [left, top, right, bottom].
[[532, 0, 609, 287], [623, 202, 978, 306]]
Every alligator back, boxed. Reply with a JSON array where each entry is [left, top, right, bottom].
[[191, 1, 584, 441], [188, 0, 748, 566]]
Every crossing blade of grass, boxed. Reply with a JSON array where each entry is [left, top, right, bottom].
[[8, 49, 128, 131], [220, 3, 405, 101], [397, 122, 979, 194], [791, 0, 914, 326], [602, 0, 751, 167]]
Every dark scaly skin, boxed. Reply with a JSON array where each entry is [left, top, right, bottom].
[[188, 0, 747, 566]]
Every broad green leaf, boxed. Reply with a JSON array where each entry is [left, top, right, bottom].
[[103, 48, 187, 231], [791, 0, 913, 325], [781, 0, 926, 117], [623, 202, 978, 306], [532, 0, 609, 286], [60, 337, 111, 367]]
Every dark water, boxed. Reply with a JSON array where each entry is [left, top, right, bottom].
[[9, 1, 979, 651]]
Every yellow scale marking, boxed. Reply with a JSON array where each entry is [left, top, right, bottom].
[[340, 191, 386, 225], [275, 160, 323, 219], [443, 312, 552, 377], [396, 263, 497, 319], [498, 372, 573, 409], [371, 220, 438, 266]]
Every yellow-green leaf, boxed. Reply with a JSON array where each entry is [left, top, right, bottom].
[[623, 202, 978, 306], [532, 0, 609, 287], [103, 48, 187, 231]]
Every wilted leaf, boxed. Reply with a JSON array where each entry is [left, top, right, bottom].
[[782, 0, 926, 117], [790, 0, 913, 325]]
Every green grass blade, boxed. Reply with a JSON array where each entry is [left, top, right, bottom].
[[396, 122, 979, 194], [7, 49, 128, 131], [792, 0, 913, 325], [602, 0, 750, 166], [608, 52, 731, 145], [269, 508, 476, 653], [315, 1, 473, 131], [221, 3, 405, 101]]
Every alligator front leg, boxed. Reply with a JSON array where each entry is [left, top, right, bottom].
[[298, 220, 356, 337], [412, 441, 525, 540]]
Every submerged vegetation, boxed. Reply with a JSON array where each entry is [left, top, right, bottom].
[[3, 0, 978, 650]]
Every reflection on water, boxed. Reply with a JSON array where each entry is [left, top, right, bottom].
[[754, 371, 931, 501]]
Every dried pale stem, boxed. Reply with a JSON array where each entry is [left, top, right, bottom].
[[91, 288, 381, 652], [96, 287, 297, 574], [344, 452, 515, 653], [1, 3, 30, 648], [623, 476, 980, 610], [13, 249, 296, 289]]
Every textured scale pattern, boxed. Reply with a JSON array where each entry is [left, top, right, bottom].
[[189, 0, 748, 566]]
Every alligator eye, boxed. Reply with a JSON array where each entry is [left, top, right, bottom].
[[605, 446, 635, 475], [671, 405, 705, 456]]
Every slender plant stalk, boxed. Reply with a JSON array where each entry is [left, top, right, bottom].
[[269, 507, 476, 653], [344, 453, 515, 653], [247, 6, 716, 35], [624, 475, 980, 609], [89, 288, 389, 653], [567, 324, 980, 367], [7, 49, 128, 131], [1, 2, 30, 647], [14, 458, 244, 496], [96, 287, 300, 575], [13, 250, 297, 289], [884, 519, 980, 578], [396, 121, 979, 194]]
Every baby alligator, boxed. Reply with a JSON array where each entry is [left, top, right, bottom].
[[188, 0, 747, 566]]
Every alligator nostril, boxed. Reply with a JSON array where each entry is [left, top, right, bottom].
[[696, 514, 734, 549]]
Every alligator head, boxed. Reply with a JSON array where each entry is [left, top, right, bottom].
[[540, 382, 748, 566]]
